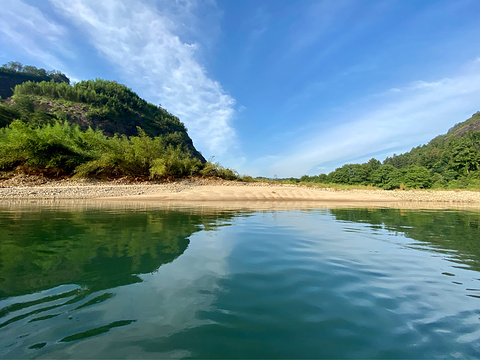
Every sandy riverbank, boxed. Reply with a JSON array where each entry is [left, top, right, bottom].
[[1, 176, 480, 209]]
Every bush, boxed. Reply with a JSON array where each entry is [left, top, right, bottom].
[[240, 175, 255, 182], [149, 146, 201, 179], [0, 120, 213, 179], [199, 160, 239, 180], [0, 120, 90, 174]]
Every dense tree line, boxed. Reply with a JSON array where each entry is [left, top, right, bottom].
[[300, 112, 480, 190], [0, 61, 69, 83], [300, 160, 433, 190], [0, 62, 69, 99]]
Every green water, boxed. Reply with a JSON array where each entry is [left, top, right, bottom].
[[0, 204, 479, 358]]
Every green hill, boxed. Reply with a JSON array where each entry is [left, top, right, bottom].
[[0, 62, 241, 180], [300, 111, 480, 190], [382, 111, 480, 186], [0, 78, 204, 161]]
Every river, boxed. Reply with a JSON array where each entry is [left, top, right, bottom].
[[1, 203, 479, 358]]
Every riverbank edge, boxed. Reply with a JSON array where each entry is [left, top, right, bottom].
[[1, 175, 480, 209]]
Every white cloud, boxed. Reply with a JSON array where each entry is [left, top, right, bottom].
[[50, 0, 237, 156], [389, 88, 401, 93], [0, 0, 68, 69], [408, 80, 444, 90], [261, 60, 480, 177]]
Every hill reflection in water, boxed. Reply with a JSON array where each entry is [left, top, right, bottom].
[[0, 203, 237, 298]]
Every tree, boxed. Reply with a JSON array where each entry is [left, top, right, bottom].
[[370, 165, 401, 189], [402, 165, 431, 189], [3, 61, 23, 72], [449, 135, 480, 176]]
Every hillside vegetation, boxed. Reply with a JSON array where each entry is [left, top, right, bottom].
[[1, 61, 478, 188], [299, 111, 480, 190], [0, 62, 238, 180], [0, 61, 69, 99]]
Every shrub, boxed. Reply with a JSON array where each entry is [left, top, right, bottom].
[[0, 120, 90, 173], [199, 160, 239, 180], [0, 120, 210, 179], [149, 146, 201, 179]]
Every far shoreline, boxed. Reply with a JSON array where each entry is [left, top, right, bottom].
[[1, 177, 480, 210]]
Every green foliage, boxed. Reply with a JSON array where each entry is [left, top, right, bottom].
[[0, 103, 19, 128], [0, 120, 235, 180], [318, 158, 382, 186], [299, 113, 480, 190], [71, 131, 203, 179], [328, 163, 370, 185], [149, 146, 202, 178], [12, 79, 186, 134], [0, 75, 204, 162], [0, 62, 69, 99], [381, 125, 480, 189], [370, 165, 401, 190], [0, 62, 239, 180], [300, 174, 328, 183], [1, 61, 69, 83], [402, 165, 431, 189], [213, 166, 240, 181], [240, 175, 255, 182], [197, 158, 239, 180], [4, 78, 204, 161], [0, 120, 90, 173]]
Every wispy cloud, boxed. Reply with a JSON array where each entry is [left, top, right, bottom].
[[408, 80, 444, 90], [50, 0, 237, 156], [0, 0, 68, 69], [259, 59, 480, 177]]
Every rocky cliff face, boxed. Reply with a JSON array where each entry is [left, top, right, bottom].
[[447, 111, 480, 138]]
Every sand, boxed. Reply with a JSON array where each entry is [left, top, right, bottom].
[[1, 176, 480, 210]]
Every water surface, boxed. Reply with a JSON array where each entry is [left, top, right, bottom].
[[1, 204, 479, 358]]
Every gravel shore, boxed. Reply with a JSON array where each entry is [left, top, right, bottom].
[[0, 175, 204, 199], [1, 174, 480, 207]]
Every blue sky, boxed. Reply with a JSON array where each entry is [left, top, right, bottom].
[[1, 0, 480, 177]]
